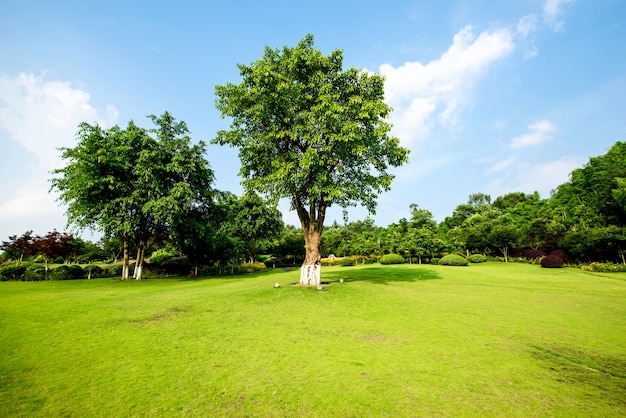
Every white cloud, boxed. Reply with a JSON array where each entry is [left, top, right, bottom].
[[510, 120, 556, 149], [0, 73, 118, 170], [0, 72, 118, 238], [543, 0, 575, 31], [380, 25, 514, 149]]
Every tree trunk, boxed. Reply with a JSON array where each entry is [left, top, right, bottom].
[[299, 228, 321, 286], [134, 242, 145, 280], [122, 238, 130, 280]]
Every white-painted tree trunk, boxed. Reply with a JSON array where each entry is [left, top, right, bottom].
[[299, 263, 321, 286]]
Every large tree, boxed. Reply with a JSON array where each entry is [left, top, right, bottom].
[[213, 34, 409, 285]]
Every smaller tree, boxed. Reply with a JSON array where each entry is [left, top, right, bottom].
[[219, 192, 284, 263], [32, 230, 76, 278], [1, 231, 36, 262]]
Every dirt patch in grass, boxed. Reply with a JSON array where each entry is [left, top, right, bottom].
[[130, 306, 192, 326]]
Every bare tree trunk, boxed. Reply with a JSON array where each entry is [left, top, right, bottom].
[[299, 229, 321, 286], [134, 242, 145, 280], [122, 237, 130, 280]]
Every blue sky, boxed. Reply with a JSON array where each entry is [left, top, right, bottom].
[[1, 0, 625, 241]]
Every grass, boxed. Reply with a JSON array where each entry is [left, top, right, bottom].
[[1, 262, 625, 417]]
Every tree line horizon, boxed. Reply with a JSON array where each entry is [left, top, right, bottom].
[[2, 35, 624, 279]]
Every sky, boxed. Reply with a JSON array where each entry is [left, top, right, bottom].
[[1, 0, 625, 242]]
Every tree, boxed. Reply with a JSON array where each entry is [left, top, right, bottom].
[[219, 192, 284, 263], [1, 231, 36, 262], [213, 34, 409, 285], [51, 112, 217, 280], [32, 230, 75, 279]]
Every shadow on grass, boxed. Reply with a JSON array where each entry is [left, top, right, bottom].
[[324, 265, 441, 285]]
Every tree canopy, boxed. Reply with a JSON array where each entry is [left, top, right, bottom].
[[213, 34, 409, 285], [51, 112, 217, 279]]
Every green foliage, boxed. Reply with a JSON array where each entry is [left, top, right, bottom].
[[24, 264, 46, 281], [581, 262, 626, 273], [541, 255, 564, 268], [438, 254, 469, 266], [380, 253, 405, 265], [149, 248, 175, 264], [48, 265, 86, 280], [468, 254, 487, 263], [0, 262, 27, 281], [213, 34, 409, 265], [339, 257, 355, 266], [203, 262, 267, 276], [429, 257, 440, 264]]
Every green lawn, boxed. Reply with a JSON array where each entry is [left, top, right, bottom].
[[1, 262, 625, 417]]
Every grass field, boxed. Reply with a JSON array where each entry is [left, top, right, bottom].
[[1, 262, 625, 417]]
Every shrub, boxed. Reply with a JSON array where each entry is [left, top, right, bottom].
[[438, 254, 469, 266], [84, 265, 106, 278], [380, 254, 405, 265], [429, 257, 440, 265], [339, 257, 355, 266], [541, 255, 563, 268], [107, 264, 125, 278], [468, 254, 487, 263], [580, 262, 626, 273], [523, 249, 546, 260], [549, 249, 573, 264], [149, 248, 175, 264], [0, 262, 27, 281], [49, 265, 86, 280], [24, 264, 46, 281]]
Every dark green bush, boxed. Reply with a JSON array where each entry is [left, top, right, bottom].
[[429, 257, 440, 265], [380, 254, 405, 265], [49, 265, 86, 280], [107, 264, 125, 278], [0, 263, 27, 281], [541, 255, 563, 268], [24, 264, 46, 281], [84, 265, 106, 278], [438, 254, 469, 266], [468, 254, 487, 263], [339, 257, 355, 266]]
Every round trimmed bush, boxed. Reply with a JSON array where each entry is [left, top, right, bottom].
[[429, 257, 440, 265], [380, 254, 405, 265], [438, 254, 469, 266], [468, 254, 487, 263], [541, 255, 563, 268]]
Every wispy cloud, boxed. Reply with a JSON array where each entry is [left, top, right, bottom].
[[510, 120, 556, 149], [516, 14, 538, 39], [543, 0, 575, 31], [486, 155, 583, 198], [380, 25, 514, 150]]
